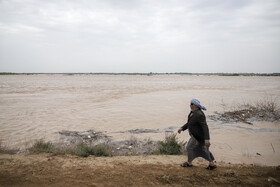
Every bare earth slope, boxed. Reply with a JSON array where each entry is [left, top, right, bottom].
[[1, 153, 280, 187]]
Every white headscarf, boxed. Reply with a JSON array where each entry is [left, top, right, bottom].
[[191, 98, 207, 110]]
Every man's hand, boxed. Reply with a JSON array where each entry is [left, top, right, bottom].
[[205, 141, 211, 147], [177, 129, 182, 134]]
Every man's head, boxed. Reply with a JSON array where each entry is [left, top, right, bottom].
[[190, 102, 199, 111], [190, 98, 207, 111]]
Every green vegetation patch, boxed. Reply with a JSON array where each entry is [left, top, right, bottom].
[[28, 139, 110, 157], [158, 134, 186, 155], [29, 139, 54, 153], [73, 142, 110, 157]]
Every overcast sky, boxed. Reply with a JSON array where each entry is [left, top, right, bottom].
[[0, 0, 279, 73]]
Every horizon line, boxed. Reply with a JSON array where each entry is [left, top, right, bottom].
[[1, 72, 280, 76]]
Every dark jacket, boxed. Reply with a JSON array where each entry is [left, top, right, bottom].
[[181, 109, 210, 143]]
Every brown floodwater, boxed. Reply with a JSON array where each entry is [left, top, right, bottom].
[[0, 74, 279, 165]]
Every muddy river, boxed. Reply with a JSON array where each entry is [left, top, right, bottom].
[[0, 74, 279, 165]]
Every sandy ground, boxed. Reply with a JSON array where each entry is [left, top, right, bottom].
[[1, 153, 280, 187]]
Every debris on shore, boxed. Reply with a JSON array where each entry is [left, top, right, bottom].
[[58, 129, 111, 146], [58, 129, 159, 156], [115, 126, 178, 134], [209, 103, 280, 125]]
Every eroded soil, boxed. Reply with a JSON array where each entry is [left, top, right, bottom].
[[0, 153, 279, 187]]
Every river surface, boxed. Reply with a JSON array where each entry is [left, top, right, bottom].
[[0, 74, 279, 165]]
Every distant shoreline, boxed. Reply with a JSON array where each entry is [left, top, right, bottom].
[[1, 72, 280, 76]]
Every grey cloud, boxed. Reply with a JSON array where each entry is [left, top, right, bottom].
[[0, 0, 279, 73]]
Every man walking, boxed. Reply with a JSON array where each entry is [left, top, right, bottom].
[[178, 98, 217, 170]]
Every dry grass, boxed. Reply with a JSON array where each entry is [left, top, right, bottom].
[[210, 98, 280, 124]]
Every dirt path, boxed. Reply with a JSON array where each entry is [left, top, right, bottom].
[[0, 153, 280, 187]]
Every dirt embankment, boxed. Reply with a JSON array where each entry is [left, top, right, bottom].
[[0, 153, 280, 187]]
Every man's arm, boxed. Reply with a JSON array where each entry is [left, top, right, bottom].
[[178, 112, 196, 134], [178, 112, 193, 134], [181, 122, 189, 131], [178, 122, 187, 134]]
